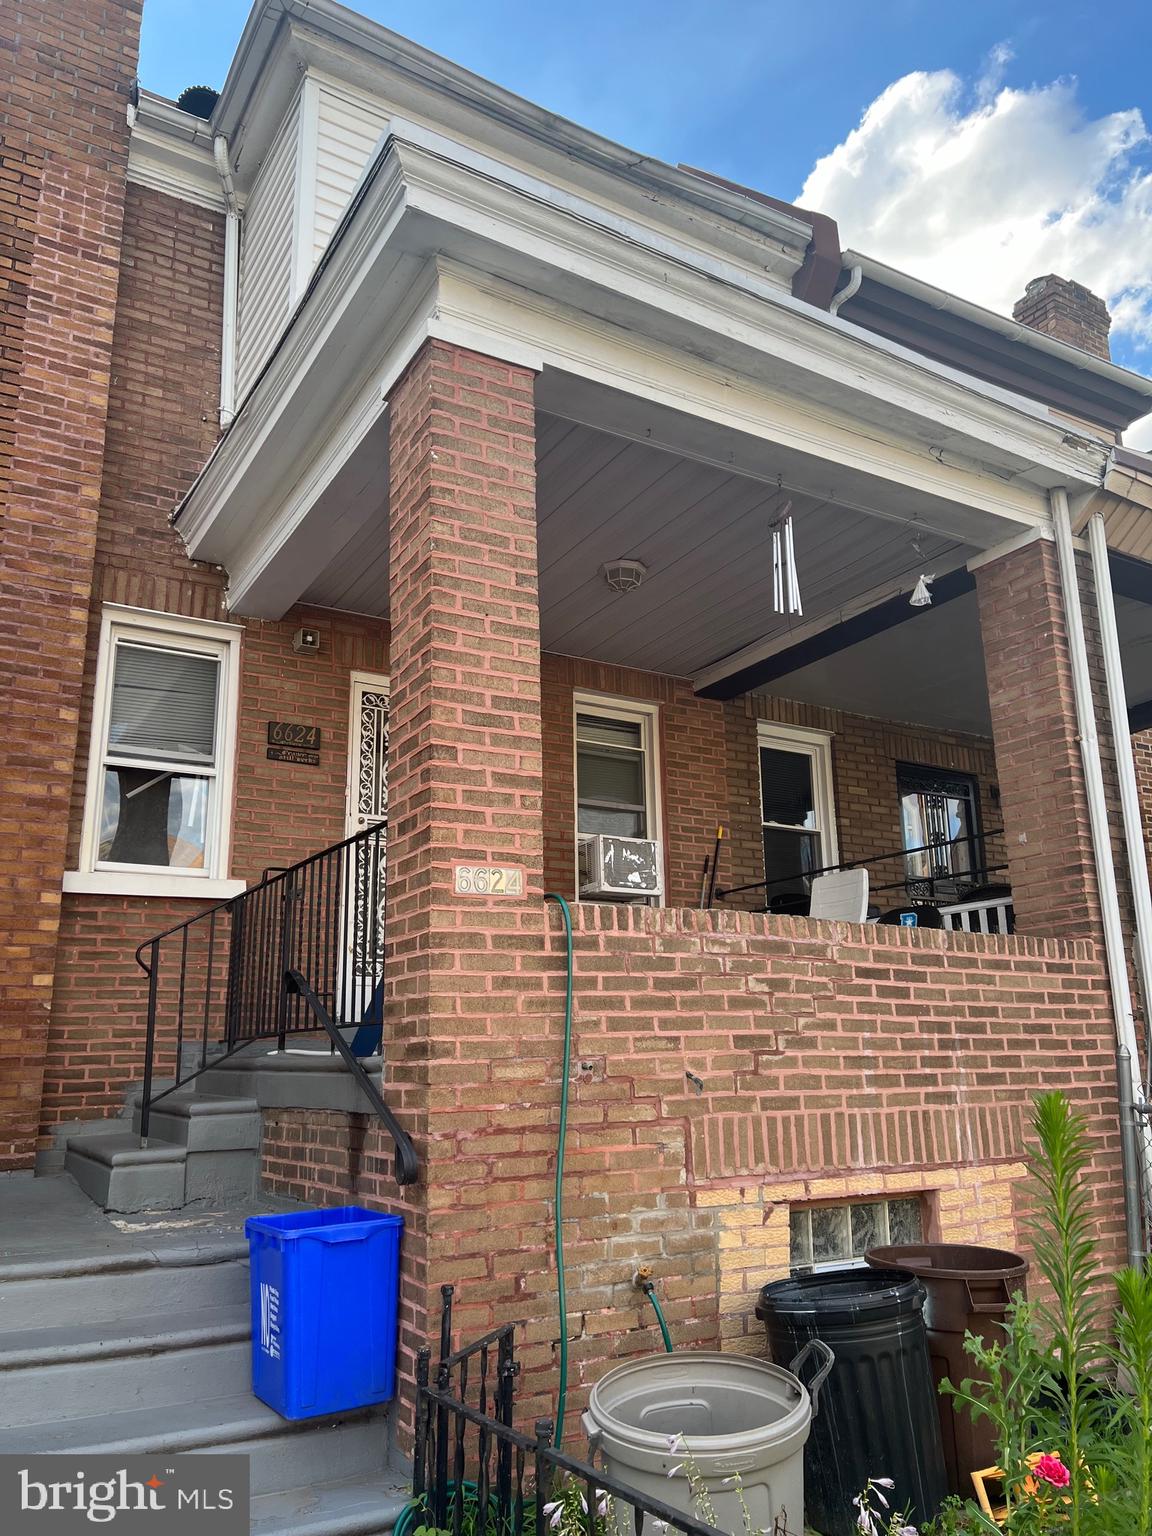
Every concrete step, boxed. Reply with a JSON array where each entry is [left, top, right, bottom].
[[200, 1049, 385, 1114], [65, 1131, 186, 1212], [64, 1126, 260, 1212], [3, 1397, 392, 1495], [129, 1091, 262, 1151], [0, 1306, 251, 1426], [0, 1238, 250, 1329], [36, 1117, 132, 1176], [251, 1473, 410, 1536]]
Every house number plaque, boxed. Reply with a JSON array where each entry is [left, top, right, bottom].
[[453, 864, 525, 896], [266, 721, 321, 766]]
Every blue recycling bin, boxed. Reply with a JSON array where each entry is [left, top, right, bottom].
[[245, 1206, 403, 1419]]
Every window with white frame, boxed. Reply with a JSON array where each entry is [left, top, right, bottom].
[[70, 608, 242, 895], [789, 1196, 924, 1274], [573, 696, 661, 891], [757, 723, 837, 903]]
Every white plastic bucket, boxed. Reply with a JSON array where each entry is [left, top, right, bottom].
[[582, 1347, 831, 1536]]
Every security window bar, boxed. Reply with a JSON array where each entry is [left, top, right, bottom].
[[98, 641, 222, 874], [898, 764, 981, 884], [576, 713, 649, 839], [789, 1197, 924, 1273]]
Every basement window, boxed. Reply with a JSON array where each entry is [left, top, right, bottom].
[[65, 606, 244, 899], [789, 1197, 924, 1274]]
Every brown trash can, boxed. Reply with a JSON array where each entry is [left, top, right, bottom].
[[865, 1243, 1028, 1498]]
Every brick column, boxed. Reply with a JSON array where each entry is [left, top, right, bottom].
[[0, 0, 141, 1167], [384, 340, 551, 1415], [974, 535, 1101, 939]]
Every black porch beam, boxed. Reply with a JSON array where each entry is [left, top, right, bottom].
[[1129, 698, 1152, 734], [695, 566, 977, 700]]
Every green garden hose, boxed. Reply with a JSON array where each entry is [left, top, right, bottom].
[[544, 891, 574, 1448], [640, 1281, 674, 1353]]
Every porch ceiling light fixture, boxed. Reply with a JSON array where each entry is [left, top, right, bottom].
[[601, 559, 648, 593], [910, 573, 935, 608]]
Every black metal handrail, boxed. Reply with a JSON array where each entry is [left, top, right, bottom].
[[134, 823, 417, 1184], [413, 1286, 734, 1536], [716, 827, 1007, 907]]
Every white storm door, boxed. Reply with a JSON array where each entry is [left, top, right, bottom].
[[342, 673, 389, 1021]]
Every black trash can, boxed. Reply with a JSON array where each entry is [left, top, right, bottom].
[[757, 1268, 948, 1536]]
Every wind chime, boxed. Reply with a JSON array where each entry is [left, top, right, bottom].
[[771, 499, 803, 617]]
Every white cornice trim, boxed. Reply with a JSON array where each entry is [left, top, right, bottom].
[[128, 95, 226, 212]]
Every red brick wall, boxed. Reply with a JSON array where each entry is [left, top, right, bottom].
[[256, 903, 1124, 1414], [39, 183, 392, 1136], [723, 694, 1005, 910], [384, 338, 547, 1432], [541, 658, 729, 905], [0, 0, 142, 1167], [541, 659, 1004, 915]]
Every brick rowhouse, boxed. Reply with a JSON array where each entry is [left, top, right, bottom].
[[0, 0, 143, 1169]]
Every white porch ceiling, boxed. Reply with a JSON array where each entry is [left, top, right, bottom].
[[303, 412, 977, 678]]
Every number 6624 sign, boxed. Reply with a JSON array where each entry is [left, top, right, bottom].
[[453, 864, 525, 896]]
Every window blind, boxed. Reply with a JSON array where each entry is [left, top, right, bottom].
[[108, 643, 219, 764], [760, 747, 816, 828]]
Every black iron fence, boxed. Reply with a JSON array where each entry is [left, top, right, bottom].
[[717, 827, 1011, 929], [135, 823, 416, 1183], [412, 1286, 737, 1536]]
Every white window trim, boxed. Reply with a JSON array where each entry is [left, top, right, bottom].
[[757, 721, 839, 874], [64, 605, 245, 900], [572, 692, 664, 902]]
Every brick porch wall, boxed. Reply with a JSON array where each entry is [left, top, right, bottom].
[[0, 0, 142, 1168], [259, 902, 1123, 1417]]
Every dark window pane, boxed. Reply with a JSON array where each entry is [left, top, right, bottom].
[[898, 766, 978, 880], [888, 1199, 924, 1246], [811, 1206, 849, 1264], [578, 805, 645, 837], [789, 1210, 811, 1269], [577, 744, 644, 808], [850, 1202, 884, 1257], [763, 828, 821, 896], [760, 747, 816, 828], [99, 768, 209, 868]]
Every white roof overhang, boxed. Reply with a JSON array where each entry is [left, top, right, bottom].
[[174, 122, 1113, 619]]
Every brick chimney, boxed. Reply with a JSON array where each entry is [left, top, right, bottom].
[[1012, 274, 1112, 360]]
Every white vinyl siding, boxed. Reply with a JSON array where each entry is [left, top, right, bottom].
[[235, 87, 302, 399], [313, 81, 390, 265]]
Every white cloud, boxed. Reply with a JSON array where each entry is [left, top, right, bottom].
[[799, 60, 1152, 384]]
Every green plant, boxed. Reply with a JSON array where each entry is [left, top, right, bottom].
[[942, 1090, 1152, 1536]]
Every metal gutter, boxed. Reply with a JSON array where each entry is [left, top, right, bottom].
[[842, 250, 1152, 405]]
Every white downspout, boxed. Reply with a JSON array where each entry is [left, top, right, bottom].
[[1051, 487, 1148, 1265], [829, 263, 862, 317], [213, 134, 240, 430], [1087, 510, 1152, 1019]]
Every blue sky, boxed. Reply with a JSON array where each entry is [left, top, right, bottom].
[[140, 1, 1152, 404]]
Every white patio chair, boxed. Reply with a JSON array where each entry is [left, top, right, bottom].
[[808, 868, 869, 923]]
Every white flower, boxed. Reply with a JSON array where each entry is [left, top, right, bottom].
[[897, 1526, 919, 1536], [667, 1433, 686, 1453], [666, 1464, 683, 1479], [542, 1500, 564, 1530], [596, 1495, 610, 1519], [874, 1487, 889, 1509], [874, 1479, 895, 1490]]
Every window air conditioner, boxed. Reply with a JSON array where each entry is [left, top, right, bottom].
[[578, 834, 664, 898]]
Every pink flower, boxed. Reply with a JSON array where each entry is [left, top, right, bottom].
[[1034, 1454, 1071, 1489]]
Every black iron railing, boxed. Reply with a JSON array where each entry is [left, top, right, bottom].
[[717, 828, 1010, 917], [135, 823, 417, 1184], [412, 1286, 737, 1536]]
